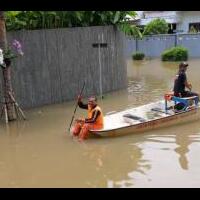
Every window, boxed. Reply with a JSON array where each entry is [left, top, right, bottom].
[[168, 23, 177, 34], [189, 23, 200, 33]]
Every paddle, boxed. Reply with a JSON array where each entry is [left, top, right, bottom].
[[68, 81, 85, 132]]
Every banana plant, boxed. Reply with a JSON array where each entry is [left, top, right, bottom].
[[5, 11, 139, 31], [119, 23, 143, 39]]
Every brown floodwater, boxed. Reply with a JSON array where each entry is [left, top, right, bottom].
[[0, 58, 200, 188]]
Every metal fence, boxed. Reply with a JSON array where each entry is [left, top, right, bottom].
[[125, 33, 200, 58], [0, 26, 127, 109]]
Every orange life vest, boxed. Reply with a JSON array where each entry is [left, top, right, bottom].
[[88, 105, 104, 129]]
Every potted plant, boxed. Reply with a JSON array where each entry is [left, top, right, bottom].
[[0, 39, 23, 68]]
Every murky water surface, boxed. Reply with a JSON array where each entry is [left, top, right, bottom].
[[0, 59, 200, 188]]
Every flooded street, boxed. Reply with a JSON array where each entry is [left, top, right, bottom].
[[1, 59, 200, 187]]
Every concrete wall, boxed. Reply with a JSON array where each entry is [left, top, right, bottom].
[[0, 26, 127, 109], [137, 35, 175, 58], [177, 33, 200, 57], [125, 33, 200, 58]]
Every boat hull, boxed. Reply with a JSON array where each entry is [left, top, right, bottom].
[[90, 107, 200, 137]]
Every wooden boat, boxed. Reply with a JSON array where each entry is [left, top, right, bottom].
[[89, 97, 200, 137]]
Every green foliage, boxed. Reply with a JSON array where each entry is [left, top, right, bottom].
[[3, 48, 17, 60], [5, 11, 143, 40], [119, 24, 143, 39], [161, 46, 188, 61], [132, 52, 145, 60], [5, 11, 137, 31], [143, 18, 169, 35]]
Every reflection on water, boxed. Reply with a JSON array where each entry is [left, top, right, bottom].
[[0, 58, 200, 187]]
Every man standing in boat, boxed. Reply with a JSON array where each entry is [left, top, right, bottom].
[[71, 96, 104, 141], [173, 62, 199, 101]]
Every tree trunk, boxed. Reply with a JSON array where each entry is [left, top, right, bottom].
[[0, 11, 16, 121], [2, 64, 16, 120], [0, 11, 7, 50]]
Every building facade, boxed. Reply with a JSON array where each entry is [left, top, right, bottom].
[[135, 11, 200, 33]]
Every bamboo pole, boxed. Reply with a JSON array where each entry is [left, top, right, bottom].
[[8, 92, 26, 120], [4, 104, 8, 123], [14, 104, 20, 119], [0, 104, 4, 119]]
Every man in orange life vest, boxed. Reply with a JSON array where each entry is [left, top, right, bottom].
[[71, 95, 104, 141]]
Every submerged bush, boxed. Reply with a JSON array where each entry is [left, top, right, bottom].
[[161, 46, 188, 61], [132, 52, 145, 60]]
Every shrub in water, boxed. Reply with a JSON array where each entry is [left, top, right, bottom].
[[132, 52, 145, 60], [161, 46, 188, 61]]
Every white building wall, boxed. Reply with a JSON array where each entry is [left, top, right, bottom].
[[136, 11, 144, 18], [144, 11, 177, 18], [139, 11, 180, 26], [136, 11, 200, 33], [176, 11, 200, 33]]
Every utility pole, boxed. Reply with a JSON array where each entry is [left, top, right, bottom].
[[98, 34, 103, 99], [93, 34, 107, 99]]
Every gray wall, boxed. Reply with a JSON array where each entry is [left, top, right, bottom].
[[125, 33, 200, 58], [176, 34, 200, 57], [0, 26, 127, 109]]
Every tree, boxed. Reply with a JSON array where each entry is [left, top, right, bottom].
[[4, 11, 142, 38], [119, 24, 143, 39], [4, 11, 142, 39], [5, 11, 138, 29], [0, 11, 17, 121], [143, 18, 169, 35]]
